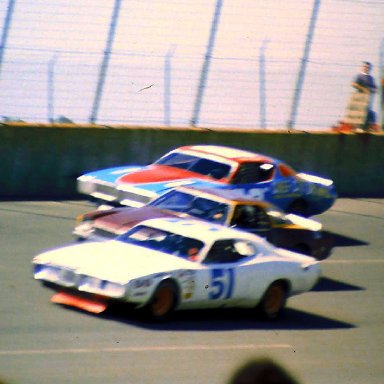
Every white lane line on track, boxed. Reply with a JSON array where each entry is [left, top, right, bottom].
[[323, 259, 384, 264], [0, 344, 292, 356]]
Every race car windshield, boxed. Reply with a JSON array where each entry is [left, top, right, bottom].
[[116, 225, 204, 259], [150, 190, 229, 224], [155, 152, 231, 180]]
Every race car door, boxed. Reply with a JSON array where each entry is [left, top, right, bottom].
[[228, 161, 275, 201], [188, 239, 256, 308], [230, 204, 272, 239], [229, 161, 300, 210]]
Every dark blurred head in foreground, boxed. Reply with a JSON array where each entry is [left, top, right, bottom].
[[228, 358, 300, 384]]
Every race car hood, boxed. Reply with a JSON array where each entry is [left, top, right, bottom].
[[117, 164, 214, 184], [33, 241, 195, 284], [78, 165, 145, 184], [94, 206, 187, 234], [79, 164, 224, 196], [115, 165, 224, 201]]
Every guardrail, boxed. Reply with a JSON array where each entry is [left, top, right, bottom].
[[1, 122, 383, 198]]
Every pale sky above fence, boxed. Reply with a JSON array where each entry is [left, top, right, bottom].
[[0, 0, 383, 129]]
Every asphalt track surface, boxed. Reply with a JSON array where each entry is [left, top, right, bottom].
[[0, 198, 383, 384]]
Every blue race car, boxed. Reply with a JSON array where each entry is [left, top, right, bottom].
[[77, 145, 337, 216]]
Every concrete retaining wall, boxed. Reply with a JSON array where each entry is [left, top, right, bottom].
[[1, 123, 383, 198]]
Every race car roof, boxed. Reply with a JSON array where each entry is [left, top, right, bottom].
[[178, 145, 275, 163], [137, 217, 265, 244]]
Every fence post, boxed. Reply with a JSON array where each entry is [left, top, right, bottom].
[[287, 0, 321, 130], [164, 46, 175, 126], [47, 53, 59, 123], [0, 0, 16, 80], [89, 0, 122, 124], [190, 0, 224, 127], [259, 40, 269, 129], [380, 38, 384, 130]]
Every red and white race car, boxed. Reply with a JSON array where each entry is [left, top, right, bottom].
[[77, 145, 337, 216]]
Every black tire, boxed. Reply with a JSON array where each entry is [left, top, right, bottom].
[[257, 281, 287, 320], [143, 280, 178, 321], [287, 199, 308, 217]]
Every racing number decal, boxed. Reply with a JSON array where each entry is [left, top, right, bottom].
[[208, 269, 235, 300], [231, 188, 266, 200], [273, 181, 291, 195], [247, 188, 266, 200]]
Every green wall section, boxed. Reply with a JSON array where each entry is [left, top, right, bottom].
[[1, 123, 383, 198]]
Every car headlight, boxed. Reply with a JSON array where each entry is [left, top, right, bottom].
[[102, 282, 126, 298], [75, 215, 95, 234], [76, 213, 85, 225], [79, 275, 101, 290], [77, 176, 96, 195], [78, 276, 126, 298], [33, 265, 76, 287], [33, 264, 60, 281]]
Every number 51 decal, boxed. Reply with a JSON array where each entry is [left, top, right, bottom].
[[208, 268, 235, 300]]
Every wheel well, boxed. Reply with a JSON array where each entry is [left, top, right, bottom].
[[272, 279, 291, 296], [287, 198, 309, 216]]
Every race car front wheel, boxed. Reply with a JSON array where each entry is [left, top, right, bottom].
[[144, 280, 178, 321], [257, 281, 287, 320]]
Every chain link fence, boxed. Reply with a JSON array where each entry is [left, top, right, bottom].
[[0, 0, 383, 130]]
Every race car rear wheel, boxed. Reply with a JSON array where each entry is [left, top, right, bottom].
[[144, 280, 178, 321], [257, 281, 287, 320]]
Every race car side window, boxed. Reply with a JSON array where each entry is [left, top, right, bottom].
[[203, 239, 256, 264], [189, 158, 231, 180], [230, 162, 275, 184], [231, 205, 271, 232]]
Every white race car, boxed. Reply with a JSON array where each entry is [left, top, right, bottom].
[[32, 218, 321, 321]]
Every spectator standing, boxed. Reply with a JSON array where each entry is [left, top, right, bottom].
[[351, 61, 378, 130]]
